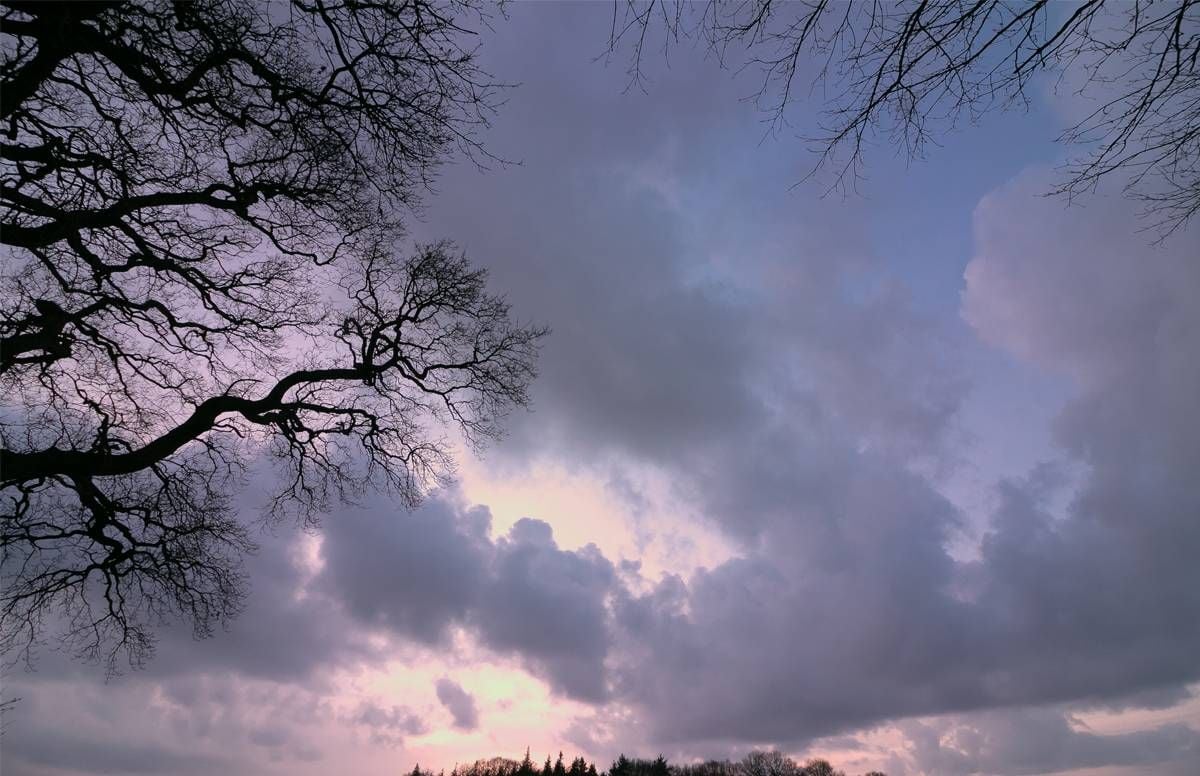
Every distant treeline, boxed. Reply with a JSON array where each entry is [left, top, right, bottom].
[[411, 749, 885, 776]]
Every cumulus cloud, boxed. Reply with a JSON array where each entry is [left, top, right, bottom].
[[316, 499, 618, 703], [588, 168, 1200, 754], [474, 519, 616, 702], [316, 496, 493, 645]]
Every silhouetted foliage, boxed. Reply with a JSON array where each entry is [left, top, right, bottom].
[[435, 751, 876, 776], [609, 0, 1200, 235], [519, 749, 538, 776], [1, 0, 545, 671], [612, 754, 672, 776], [454, 757, 533, 776], [449, 754, 609, 776], [672, 760, 742, 776], [799, 760, 843, 776], [741, 750, 801, 776]]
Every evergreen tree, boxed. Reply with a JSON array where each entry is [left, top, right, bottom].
[[518, 749, 536, 776], [554, 752, 567, 776]]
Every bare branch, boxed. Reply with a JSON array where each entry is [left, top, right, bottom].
[[1, 0, 543, 669], [608, 0, 1200, 233]]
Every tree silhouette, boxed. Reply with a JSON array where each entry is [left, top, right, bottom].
[[519, 749, 537, 776], [609, 0, 1200, 235], [413, 754, 874, 776], [741, 751, 800, 776], [798, 761, 842, 776], [1, 0, 545, 670]]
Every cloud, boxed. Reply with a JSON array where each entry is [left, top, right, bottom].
[[473, 519, 616, 702], [436, 678, 480, 732], [316, 499, 617, 703], [901, 707, 1200, 776], [349, 700, 428, 746], [387, 7, 1200, 757], [7, 5, 1199, 774], [961, 170, 1200, 707], [0, 671, 333, 776], [316, 496, 493, 645], [140, 526, 377, 683], [590, 169, 1200, 749], [2, 725, 231, 776]]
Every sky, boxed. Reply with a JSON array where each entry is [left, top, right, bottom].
[[3, 4, 1200, 776]]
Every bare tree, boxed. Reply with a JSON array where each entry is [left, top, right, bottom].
[[609, 0, 1200, 235], [740, 751, 801, 776], [1, 0, 545, 670], [798, 761, 843, 776]]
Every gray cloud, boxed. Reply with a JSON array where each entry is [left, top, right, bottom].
[[474, 519, 616, 702], [0, 671, 329, 776], [349, 700, 428, 746], [1, 725, 231, 776], [316, 496, 492, 645], [143, 527, 376, 683], [6, 5, 1199, 776], [316, 499, 618, 703], [902, 707, 1200, 776], [436, 678, 480, 732], [388, 3, 1200, 761], [592, 170, 1200, 750]]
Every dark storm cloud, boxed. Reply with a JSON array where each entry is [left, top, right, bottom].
[[436, 678, 480, 731]]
